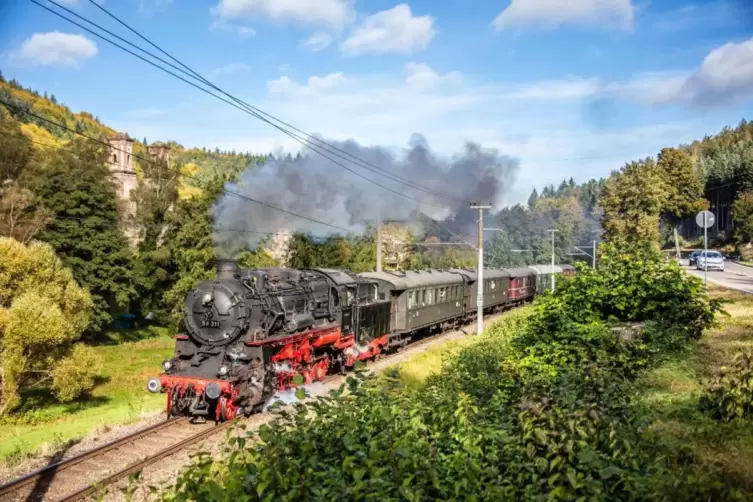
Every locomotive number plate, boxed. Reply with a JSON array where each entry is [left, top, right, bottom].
[[201, 320, 221, 328]]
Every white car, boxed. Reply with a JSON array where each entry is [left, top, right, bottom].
[[696, 251, 725, 271]]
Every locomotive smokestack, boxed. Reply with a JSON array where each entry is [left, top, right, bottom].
[[216, 259, 240, 280]]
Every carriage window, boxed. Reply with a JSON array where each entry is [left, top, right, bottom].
[[421, 290, 427, 306], [373, 285, 378, 300], [426, 289, 433, 305], [491, 280, 496, 290], [408, 291, 416, 309], [439, 287, 446, 301]]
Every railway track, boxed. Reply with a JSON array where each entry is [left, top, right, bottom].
[[0, 416, 229, 502], [0, 311, 509, 502]]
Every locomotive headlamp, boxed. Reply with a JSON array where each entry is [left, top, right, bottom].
[[163, 360, 172, 372], [219, 365, 229, 376], [202, 293, 213, 306]]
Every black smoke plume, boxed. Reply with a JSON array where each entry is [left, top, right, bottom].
[[212, 134, 519, 257]]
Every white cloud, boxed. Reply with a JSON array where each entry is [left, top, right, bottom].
[[493, 0, 635, 31], [647, 37, 753, 107], [341, 4, 435, 55], [209, 62, 251, 79], [267, 72, 347, 95], [404, 62, 461, 91], [278, 63, 292, 73], [13, 31, 97, 67], [302, 32, 333, 52], [211, 0, 354, 30], [209, 20, 257, 38]]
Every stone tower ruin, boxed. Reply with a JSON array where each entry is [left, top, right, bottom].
[[107, 132, 139, 246]]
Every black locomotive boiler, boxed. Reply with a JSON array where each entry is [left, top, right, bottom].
[[147, 260, 575, 421]]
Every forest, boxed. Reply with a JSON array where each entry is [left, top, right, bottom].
[[0, 71, 752, 418]]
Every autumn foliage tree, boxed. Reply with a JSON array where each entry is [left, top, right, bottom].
[[0, 237, 100, 415], [600, 158, 667, 252], [656, 147, 707, 253]]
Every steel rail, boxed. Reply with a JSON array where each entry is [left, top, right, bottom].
[[0, 417, 186, 499], [60, 419, 234, 501]]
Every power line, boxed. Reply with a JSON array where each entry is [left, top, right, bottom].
[[31, 0, 464, 209], [0, 99, 351, 234], [85, 0, 467, 205]]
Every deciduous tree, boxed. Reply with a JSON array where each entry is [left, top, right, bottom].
[[0, 113, 33, 182], [0, 180, 51, 243], [600, 159, 667, 252], [656, 147, 706, 254], [732, 192, 753, 246], [0, 237, 98, 415]]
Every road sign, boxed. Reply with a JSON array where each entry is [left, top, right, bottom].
[[476, 294, 483, 308], [696, 210, 715, 229]]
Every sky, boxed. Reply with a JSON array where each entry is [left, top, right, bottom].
[[1, 0, 753, 206]]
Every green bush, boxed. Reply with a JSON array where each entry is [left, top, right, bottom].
[[700, 352, 753, 422]]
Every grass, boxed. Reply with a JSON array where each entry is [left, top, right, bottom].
[[636, 285, 753, 490], [390, 306, 534, 390], [388, 288, 753, 491], [0, 326, 174, 464]]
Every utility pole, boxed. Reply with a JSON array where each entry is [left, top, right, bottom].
[[376, 210, 382, 273], [471, 202, 492, 336], [704, 211, 708, 289], [593, 240, 597, 269], [548, 229, 558, 291]]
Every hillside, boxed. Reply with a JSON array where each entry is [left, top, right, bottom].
[[0, 75, 269, 198]]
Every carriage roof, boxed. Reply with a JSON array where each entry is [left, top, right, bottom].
[[358, 269, 465, 290]]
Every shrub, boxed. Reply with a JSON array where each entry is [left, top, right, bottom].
[[700, 352, 753, 422], [52, 345, 103, 401]]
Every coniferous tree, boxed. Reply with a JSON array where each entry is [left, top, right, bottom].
[[32, 139, 137, 336], [162, 176, 225, 328], [527, 188, 539, 210], [131, 151, 181, 321]]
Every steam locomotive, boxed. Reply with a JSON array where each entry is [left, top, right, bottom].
[[146, 260, 575, 421]]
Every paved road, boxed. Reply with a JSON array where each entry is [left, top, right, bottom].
[[687, 260, 753, 293]]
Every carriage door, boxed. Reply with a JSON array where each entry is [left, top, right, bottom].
[[339, 286, 355, 336]]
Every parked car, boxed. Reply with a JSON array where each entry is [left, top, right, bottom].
[[697, 251, 725, 272], [688, 250, 702, 267]]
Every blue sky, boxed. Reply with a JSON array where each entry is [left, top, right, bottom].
[[1, 0, 753, 205]]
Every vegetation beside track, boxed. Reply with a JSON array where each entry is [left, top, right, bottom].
[[146, 244, 753, 501], [0, 326, 173, 464]]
